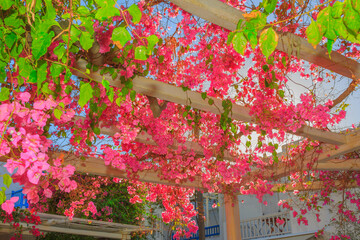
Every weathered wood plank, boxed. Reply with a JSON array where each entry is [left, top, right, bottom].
[[73, 59, 348, 145]]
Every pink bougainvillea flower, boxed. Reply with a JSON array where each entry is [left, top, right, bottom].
[[1, 197, 19, 215]]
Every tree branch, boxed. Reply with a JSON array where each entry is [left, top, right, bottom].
[[330, 78, 359, 109]]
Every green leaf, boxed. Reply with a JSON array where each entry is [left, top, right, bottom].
[[0, 191, 5, 205], [333, 18, 348, 39], [4, 13, 24, 28], [41, 82, 53, 95], [77, 6, 90, 15], [0, 87, 10, 101], [5, 32, 17, 49], [147, 35, 159, 53], [79, 82, 93, 108], [278, 89, 285, 98], [107, 87, 114, 102], [102, 79, 110, 91], [317, 7, 336, 40], [351, 0, 360, 13], [44, 0, 56, 20], [95, 6, 120, 20], [54, 43, 66, 60], [159, 55, 164, 63], [28, 70, 37, 83], [111, 27, 132, 48], [263, 0, 277, 14], [343, 2, 360, 36], [259, 27, 278, 59], [17, 58, 33, 78], [246, 141, 251, 147], [94, 0, 107, 7], [208, 98, 214, 105], [50, 63, 64, 78], [236, 19, 244, 30], [0, 0, 13, 10], [94, 127, 100, 135], [54, 109, 63, 119], [232, 32, 247, 55], [331, 2, 344, 18], [128, 4, 142, 24], [130, 90, 136, 101], [80, 32, 94, 50], [121, 87, 129, 96], [227, 32, 236, 45], [244, 29, 258, 49], [201, 92, 207, 100], [65, 85, 73, 95], [245, 11, 267, 31], [306, 20, 322, 48], [32, 31, 55, 60], [3, 174, 12, 188], [327, 39, 334, 56], [37, 62, 48, 94], [135, 46, 147, 60]]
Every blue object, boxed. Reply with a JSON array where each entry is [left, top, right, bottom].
[[172, 225, 220, 240], [11, 189, 29, 208]]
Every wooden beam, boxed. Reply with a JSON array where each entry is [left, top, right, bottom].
[[54, 152, 204, 190], [316, 158, 360, 171], [73, 59, 347, 145], [267, 133, 360, 179], [74, 116, 235, 161], [168, 0, 360, 81], [317, 134, 360, 162], [0, 223, 131, 240], [224, 194, 241, 240], [273, 180, 359, 192]]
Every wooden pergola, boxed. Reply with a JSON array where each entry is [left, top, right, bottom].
[[71, 1, 360, 239], [3, 1, 360, 239]]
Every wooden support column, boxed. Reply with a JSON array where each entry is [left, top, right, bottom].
[[224, 194, 241, 240]]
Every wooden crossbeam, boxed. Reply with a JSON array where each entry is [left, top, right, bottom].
[[55, 152, 204, 189], [73, 116, 235, 161], [317, 134, 360, 162], [253, 134, 360, 180], [0, 154, 358, 193], [273, 180, 359, 192], [168, 0, 360, 81], [316, 158, 360, 171], [73, 59, 347, 145]]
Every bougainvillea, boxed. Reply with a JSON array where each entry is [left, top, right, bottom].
[[0, 0, 359, 239]]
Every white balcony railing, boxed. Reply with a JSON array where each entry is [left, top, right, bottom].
[[240, 211, 291, 240]]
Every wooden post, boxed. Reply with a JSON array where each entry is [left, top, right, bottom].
[[195, 190, 206, 240], [224, 194, 241, 240]]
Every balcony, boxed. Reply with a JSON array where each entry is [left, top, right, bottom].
[[240, 211, 291, 240]]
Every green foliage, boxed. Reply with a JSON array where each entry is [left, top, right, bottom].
[[128, 4, 142, 24], [232, 32, 247, 55], [112, 27, 132, 48], [229, 0, 360, 57], [306, 0, 360, 53], [135, 46, 147, 60], [259, 27, 278, 59], [306, 20, 322, 48], [0, 87, 10, 101], [79, 82, 93, 108], [263, 0, 278, 14], [2, 174, 12, 188]]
